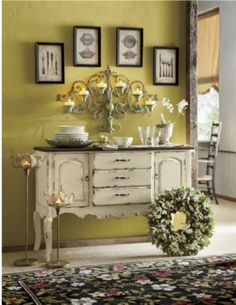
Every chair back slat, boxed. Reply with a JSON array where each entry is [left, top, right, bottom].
[[197, 121, 222, 204], [208, 121, 222, 159]]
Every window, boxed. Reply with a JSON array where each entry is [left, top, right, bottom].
[[197, 8, 219, 140], [198, 86, 219, 140]]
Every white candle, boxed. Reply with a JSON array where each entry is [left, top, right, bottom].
[[133, 88, 142, 95], [97, 81, 107, 89], [145, 99, 156, 106], [64, 99, 75, 107], [116, 80, 126, 88], [79, 88, 89, 96]]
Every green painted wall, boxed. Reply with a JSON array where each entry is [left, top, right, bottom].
[[2, 1, 187, 247]]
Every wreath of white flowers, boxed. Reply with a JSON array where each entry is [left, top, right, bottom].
[[147, 187, 214, 256]]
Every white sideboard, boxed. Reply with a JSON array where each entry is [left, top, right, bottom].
[[33, 145, 193, 260]]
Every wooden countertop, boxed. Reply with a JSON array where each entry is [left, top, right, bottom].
[[34, 144, 194, 152]]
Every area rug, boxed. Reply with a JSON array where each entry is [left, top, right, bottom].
[[2, 254, 236, 305]]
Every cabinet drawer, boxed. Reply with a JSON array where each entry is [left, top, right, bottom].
[[93, 169, 151, 187], [93, 152, 152, 169], [93, 186, 151, 206]]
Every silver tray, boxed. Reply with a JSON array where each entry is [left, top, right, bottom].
[[46, 138, 94, 148]]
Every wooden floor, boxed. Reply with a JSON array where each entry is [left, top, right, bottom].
[[2, 198, 236, 274]]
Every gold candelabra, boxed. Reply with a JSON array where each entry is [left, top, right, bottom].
[[45, 192, 74, 268], [11, 153, 42, 267]]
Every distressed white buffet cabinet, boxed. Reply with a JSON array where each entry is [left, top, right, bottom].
[[33, 145, 193, 260]]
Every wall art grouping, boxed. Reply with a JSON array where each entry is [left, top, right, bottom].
[[35, 26, 179, 85]]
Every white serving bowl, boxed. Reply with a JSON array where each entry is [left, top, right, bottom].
[[113, 137, 133, 147]]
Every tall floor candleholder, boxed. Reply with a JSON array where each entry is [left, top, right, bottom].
[[45, 192, 74, 268], [11, 153, 42, 267]]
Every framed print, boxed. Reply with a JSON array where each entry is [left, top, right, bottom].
[[153, 47, 179, 85], [35, 42, 64, 84], [116, 27, 143, 67], [73, 26, 101, 67]]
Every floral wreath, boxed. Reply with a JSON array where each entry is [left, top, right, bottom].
[[147, 187, 214, 256]]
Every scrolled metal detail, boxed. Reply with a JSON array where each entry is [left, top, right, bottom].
[[57, 65, 158, 133]]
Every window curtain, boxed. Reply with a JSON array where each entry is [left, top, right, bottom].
[[197, 9, 219, 93]]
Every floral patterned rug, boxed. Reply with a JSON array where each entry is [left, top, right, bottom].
[[2, 254, 236, 305]]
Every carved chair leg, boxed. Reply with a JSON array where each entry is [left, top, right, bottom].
[[206, 181, 213, 200]]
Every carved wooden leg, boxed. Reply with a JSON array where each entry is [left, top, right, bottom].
[[33, 211, 41, 251], [43, 217, 53, 261]]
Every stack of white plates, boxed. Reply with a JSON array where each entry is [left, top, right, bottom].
[[54, 125, 89, 141]]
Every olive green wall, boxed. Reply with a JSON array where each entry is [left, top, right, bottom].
[[2, 1, 187, 247]]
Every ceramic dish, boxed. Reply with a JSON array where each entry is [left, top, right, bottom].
[[113, 137, 133, 147], [46, 138, 93, 148]]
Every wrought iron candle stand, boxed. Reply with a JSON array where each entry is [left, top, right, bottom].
[[45, 192, 74, 268], [57, 65, 158, 133], [11, 153, 42, 267]]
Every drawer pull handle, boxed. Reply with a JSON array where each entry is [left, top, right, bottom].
[[115, 176, 130, 180], [115, 159, 130, 162], [115, 193, 130, 197]]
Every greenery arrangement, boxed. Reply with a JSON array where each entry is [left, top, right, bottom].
[[147, 187, 215, 256]]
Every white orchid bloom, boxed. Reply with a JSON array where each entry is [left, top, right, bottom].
[[177, 99, 188, 114], [161, 97, 174, 113], [159, 97, 188, 124]]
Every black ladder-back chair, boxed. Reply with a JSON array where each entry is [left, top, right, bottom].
[[198, 122, 222, 204]]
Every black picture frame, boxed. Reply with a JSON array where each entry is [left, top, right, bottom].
[[116, 27, 143, 67], [35, 42, 64, 84], [153, 47, 179, 85], [73, 26, 101, 67]]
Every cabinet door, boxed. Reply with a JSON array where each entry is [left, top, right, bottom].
[[53, 153, 89, 207], [154, 151, 187, 194]]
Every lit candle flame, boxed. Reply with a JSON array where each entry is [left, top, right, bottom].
[[133, 87, 143, 95], [97, 81, 107, 88], [46, 192, 74, 208], [20, 159, 30, 168], [55, 198, 62, 204], [64, 99, 75, 107]]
